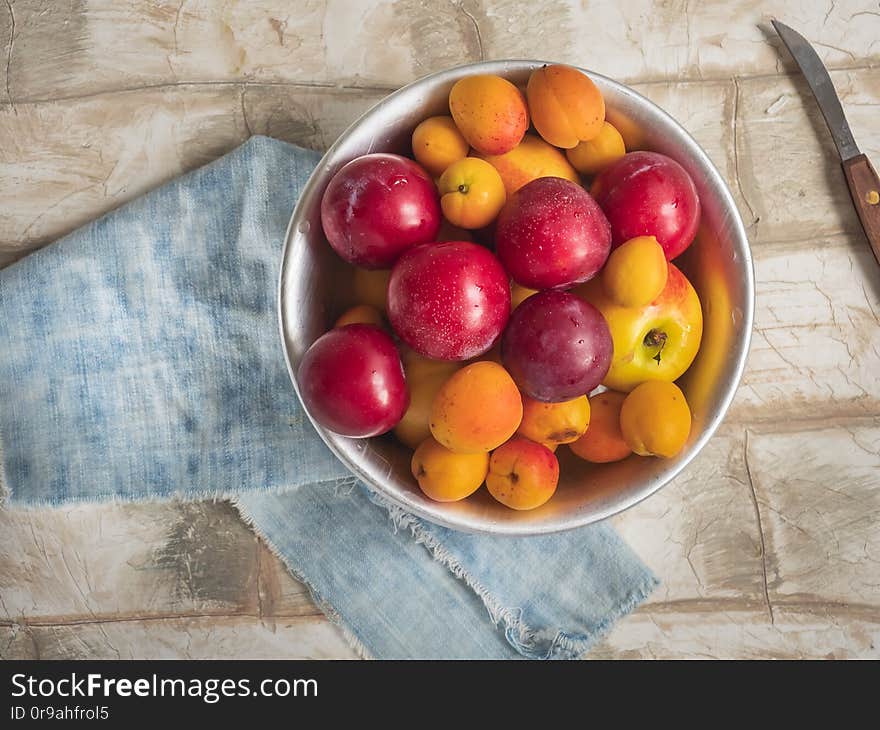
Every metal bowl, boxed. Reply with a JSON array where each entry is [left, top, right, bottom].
[[279, 60, 754, 535]]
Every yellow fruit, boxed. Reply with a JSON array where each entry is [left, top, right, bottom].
[[395, 350, 461, 449], [602, 235, 668, 308], [475, 134, 579, 196], [619, 381, 691, 458], [438, 158, 507, 229], [395, 371, 457, 449], [411, 437, 489, 502], [334, 304, 384, 328], [400, 347, 461, 383], [566, 122, 626, 175], [510, 282, 538, 310], [352, 268, 390, 312], [517, 394, 590, 446], [575, 263, 702, 392], [411, 116, 470, 178]]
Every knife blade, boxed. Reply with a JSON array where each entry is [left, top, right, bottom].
[[771, 20, 860, 161], [772, 19, 880, 267]]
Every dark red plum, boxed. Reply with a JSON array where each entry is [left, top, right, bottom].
[[298, 324, 408, 437], [494, 177, 611, 290], [320, 153, 441, 269], [591, 151, 700, 260], [501, 290, 612, 402], [387, 241, 510, 361]]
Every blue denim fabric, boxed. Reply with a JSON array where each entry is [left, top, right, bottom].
[[0, 136, 656, 659]]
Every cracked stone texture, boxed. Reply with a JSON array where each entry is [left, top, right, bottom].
[[735, 68, 880, 246], [28, 617, 357, 660], [2, 1, 880, 658], [748, 424, 880, 606], [4, 0, 880, 100], [733, 237, 880, 422]]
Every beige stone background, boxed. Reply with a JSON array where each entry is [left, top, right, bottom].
[[1, 0, 879, 659]]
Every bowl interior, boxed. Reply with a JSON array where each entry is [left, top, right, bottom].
[[279, 60, 753, 535]]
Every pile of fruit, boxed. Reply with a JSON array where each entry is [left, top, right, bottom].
[[299, 64, 704, 512]]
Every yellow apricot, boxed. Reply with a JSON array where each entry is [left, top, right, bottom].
[[400, 347, 461, 383], [412, 437, 489, 502], [566, 121, 626, 176], [438, 158, 507, 229], [394, 355, 460, 449], [510, 281, 538, 310], [602, 236, 668, 308], [411, 116, 469, 178], [619, 381, 691, 458], [352, 268, 390, 312]]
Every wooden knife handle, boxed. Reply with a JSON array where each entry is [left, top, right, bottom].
[[842, 153, 880, 267]]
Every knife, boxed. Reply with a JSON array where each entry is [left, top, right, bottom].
[[772, 19, 880, 267]]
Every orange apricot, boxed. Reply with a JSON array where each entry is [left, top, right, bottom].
[[430, 361, 523, 453], [569, 390, 632, 463], [449, 75, 529, 156], [517, 394, 590, 446], [526, 64, 605, 149], [486, 437, 559, 510], [475, 134, 579, 196], [334, 304, 384, 328]]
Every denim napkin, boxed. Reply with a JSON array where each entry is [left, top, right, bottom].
[[0, 136, 657, 659]]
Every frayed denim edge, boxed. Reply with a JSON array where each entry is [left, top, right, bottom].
[[369, 489, 659, 660], [228, 494, 373, 661]]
